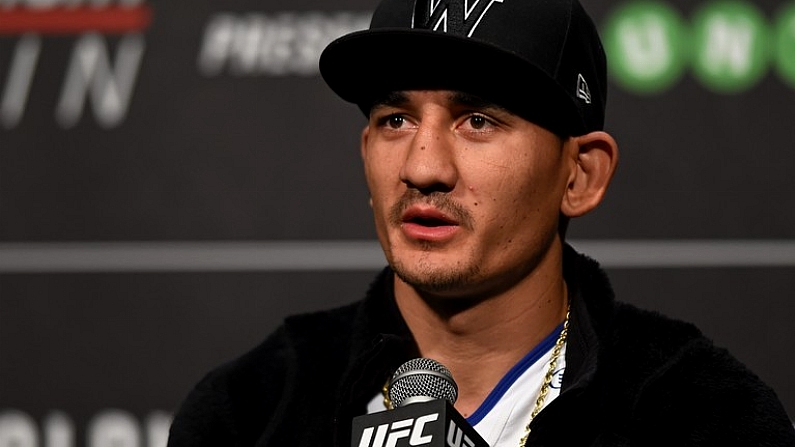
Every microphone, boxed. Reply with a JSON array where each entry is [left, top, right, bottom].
[[351, 358, 488, 447], [388, 358, 458, 407]]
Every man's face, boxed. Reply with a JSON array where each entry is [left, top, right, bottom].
[[361, 90, 575, 298]]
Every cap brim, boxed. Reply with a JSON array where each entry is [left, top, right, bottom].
[[320, 28, 586, 136]]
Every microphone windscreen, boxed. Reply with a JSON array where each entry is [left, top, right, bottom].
[[388, 358, 458, 408]]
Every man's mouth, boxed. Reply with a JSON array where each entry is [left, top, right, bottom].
[[407, 217, 450, 227], [398, 207, 462, 242], [402, 208, 458, 227], [388, 191, 474, 233]]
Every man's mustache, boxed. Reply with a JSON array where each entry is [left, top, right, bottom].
[[388, 190, 475, 230]]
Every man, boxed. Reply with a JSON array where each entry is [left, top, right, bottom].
[[168, 0, 795, 445]]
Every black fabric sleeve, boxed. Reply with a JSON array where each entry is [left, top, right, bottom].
[[167, 326, 294, 447], [631, 338, 795, 446]]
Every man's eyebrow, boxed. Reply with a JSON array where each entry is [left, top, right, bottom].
[[368, 90, 511, 114], [370, 91, 409, 111], [448, 92, 510, 113]]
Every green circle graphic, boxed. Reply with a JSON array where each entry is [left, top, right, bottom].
[[774, 3, 795, 88], [602, 1, 688, 94], [691, 1, 770, 93]]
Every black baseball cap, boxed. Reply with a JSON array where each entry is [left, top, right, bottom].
[[319, 0, 607, 137]]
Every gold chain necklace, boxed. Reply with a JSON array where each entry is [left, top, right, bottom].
[[381, 304, 571, 447], [519, 303, 570, 446]]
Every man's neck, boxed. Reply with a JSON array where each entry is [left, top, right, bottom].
[[392, 248, 569, 418]]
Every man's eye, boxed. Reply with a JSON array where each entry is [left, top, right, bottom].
[[387, 115, 405, 129], [465, 115, 494, 131], [469, 115, 488, 130]]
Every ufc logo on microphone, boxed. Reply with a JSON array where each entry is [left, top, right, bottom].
[[357, 413, 439, 447]]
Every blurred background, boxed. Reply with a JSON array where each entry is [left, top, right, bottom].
[[1, 0, 794, 445]]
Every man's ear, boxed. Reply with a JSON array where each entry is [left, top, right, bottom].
[[360, 125, 370, 160], [361, 125, 374, 208], [560, 131, 619, 218]]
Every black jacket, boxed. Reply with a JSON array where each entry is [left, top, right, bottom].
[[168, 247, 795, 446]]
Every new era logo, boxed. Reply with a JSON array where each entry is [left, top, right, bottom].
[[576, 74, 592, 104]]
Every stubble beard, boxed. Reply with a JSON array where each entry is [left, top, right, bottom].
[[388, 244, 483, 296]]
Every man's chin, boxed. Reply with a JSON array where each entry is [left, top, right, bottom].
[[389, 258, 482, 296]]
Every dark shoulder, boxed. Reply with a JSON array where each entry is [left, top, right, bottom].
[[610, 301, 705, 366], [168, 301, 362, 447], [215, 299, 362, 397], [607, 302, 795, 444], [594, 301, 707, 408], [605, 300, 769, 398]]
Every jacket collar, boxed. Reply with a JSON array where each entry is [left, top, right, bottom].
[[560, 243, 615, 392]]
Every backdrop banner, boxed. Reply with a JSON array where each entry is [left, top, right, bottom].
[[1, 0, 794, 445]]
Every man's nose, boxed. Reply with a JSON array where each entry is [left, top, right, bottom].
[[398, 120, 458, 193]]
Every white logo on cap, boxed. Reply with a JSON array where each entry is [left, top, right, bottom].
[[576, 74, 592, 104]]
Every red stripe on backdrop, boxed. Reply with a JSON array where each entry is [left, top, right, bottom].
[[0, 5, 152, 35]]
